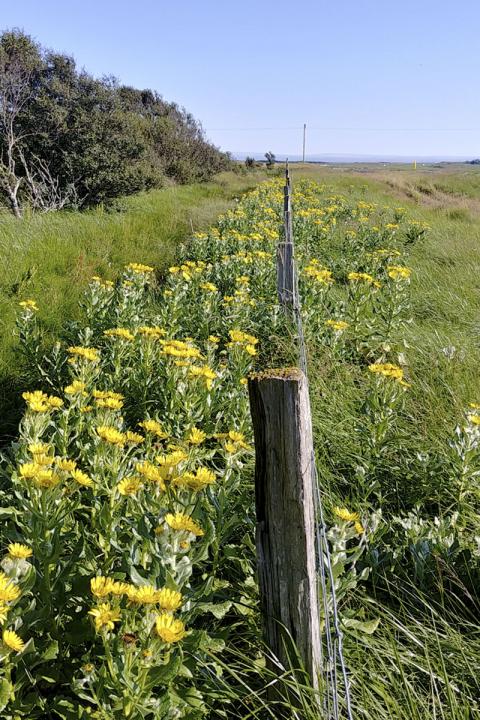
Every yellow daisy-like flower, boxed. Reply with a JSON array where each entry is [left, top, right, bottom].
[[28, 443, 51, 456], [7, 543, 32, 560], [91, 576, 116, 598], [333, 507, 359, 523], [125, 431, 144, 444], [64, 380, 87, 396], [95, 397, 124, 410], [174, 467, 216, 492], [125, 262, 154, 274], [19, 299, 38, 311], [19, 462, 41, 479], [186, 427, 207, 445], [135, 462, 166, 489], [2, 629, 24, 652], [368, 363, 409, 386], [34, 469, 61, 489], [127, 585, 159, 604], [96, 426, 126, 446], [468, 414, 480, 426], [347, 272, 381, 288], [56, 458, 77, 472], [208, 335, 220, 344], [88, 603, 121, 632], [325, 319, 349, 332], [165, 512, 204, 537], [155, 613, 186, 644], [156, 588, 183, 612], [0, 574, 21, 603], [354, 521, 365, 535], [387, 265, 411, 281], [139, 419, 167, 438], [71, 469, 94, 487], [103, 328, 135, 342], [0, 604, 9, 624], [117, 477, 142, 496], [68, 346, 100, 363]]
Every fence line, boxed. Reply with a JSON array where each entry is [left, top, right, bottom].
[[249, 165, 353, 718]]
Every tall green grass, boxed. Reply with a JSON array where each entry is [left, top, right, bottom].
[[0, 170, 267, 441]]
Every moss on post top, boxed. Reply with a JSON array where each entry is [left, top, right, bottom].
[[248, 367, 304, 382]]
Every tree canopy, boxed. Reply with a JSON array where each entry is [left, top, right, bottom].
[[0, 30, 230, 214]]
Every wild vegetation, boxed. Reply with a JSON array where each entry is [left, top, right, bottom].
[[0, 165, 479, 718], [0, 30, 230, 216]]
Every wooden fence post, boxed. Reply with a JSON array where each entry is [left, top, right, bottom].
[[248, 367, 321, 691]]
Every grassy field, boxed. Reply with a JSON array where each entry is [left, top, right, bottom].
[[1, 162, 480, 717], [0, 170, 267, 442]]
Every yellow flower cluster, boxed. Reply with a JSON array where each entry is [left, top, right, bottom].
[[68, 346, 100, 363], [333, 507, 364, 535], [104, 328, 135, 341], [325, 319, 349, 332], [227, 329, 258, 357], [138, 325, 167, 339], [125, 262, 155, 274], [348, 272, 381, 288], [160, 339, 202, 360], [387, 265, 412, 281], [188, 365, 217, 389], [139, 419, 168, 438], [22, 390, 63, 413], [165, 512, 204, 536], [368, 363, 410, 387], [169, 260, 207, 281], [19, 299, 38, 311], [96, 426, 126, 446]]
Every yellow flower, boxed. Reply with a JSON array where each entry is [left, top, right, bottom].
[[19, 462, 41, 479], [354, 521, 365, 535], [34, 469, 61, 489], [0, 604, 9, 624], [71, 469, 94, 487], [155, 613, 186, 644], [325, 319, 349, 332], [22, 390, 63, 413], [64, 380, 87, 396], [103, 328, 135, 341], [68, 346, 100, 363], [28, 443, 51, 456], [7, 543, 32, 560], [165, 512, 204, 537], [156, 588, 183, 612], [95, 397, 124, 410], [96, 426, 126, 446], [156, 450, 187, 467], [139, 419, 167, 438], [333, 507, 359, 523], [88, 603, 121, 632], [127, 585, 159, 604], [126, 262, 154, 274], [186, 427, 207, 445], [368, 363, 409, 385], [0, 574, 21, 602], [245, 344, 257, 356], [19, 299, 38, 311], [56, 458, 77, 472], [136, 462, 166, 489], [208, 335, 220, 344], [348, 272, 381, 288], [387, 265, 411, 281], [468, 414, 480, 426], [91, 577, 116, 598], [117, 477, 142, 496], [175, 467, 216, 491], [2, 629, 24, 652], [125, 431, 144, 444]]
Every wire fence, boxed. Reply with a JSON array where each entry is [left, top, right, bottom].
[[280, 162, 353, 719]]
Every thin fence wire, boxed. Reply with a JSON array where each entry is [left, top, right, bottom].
[[280, 163, 353, 719]]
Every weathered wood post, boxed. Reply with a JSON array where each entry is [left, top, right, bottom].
[[248, 367, 321, 691]]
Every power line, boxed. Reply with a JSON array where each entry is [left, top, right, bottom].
[[205, 125, 480, 132]]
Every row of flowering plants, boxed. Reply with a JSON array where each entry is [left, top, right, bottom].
[[2, 176, 468, 718]]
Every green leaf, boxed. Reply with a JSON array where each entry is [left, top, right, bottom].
[[0, 678, 13, 712], [195, 601, 232, 619], [342, 617, 380, 635]]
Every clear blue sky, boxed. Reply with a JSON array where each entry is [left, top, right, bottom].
[[2, 0, 479, 158]]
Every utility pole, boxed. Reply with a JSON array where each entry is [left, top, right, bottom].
[[302, 123, 306, 163]]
